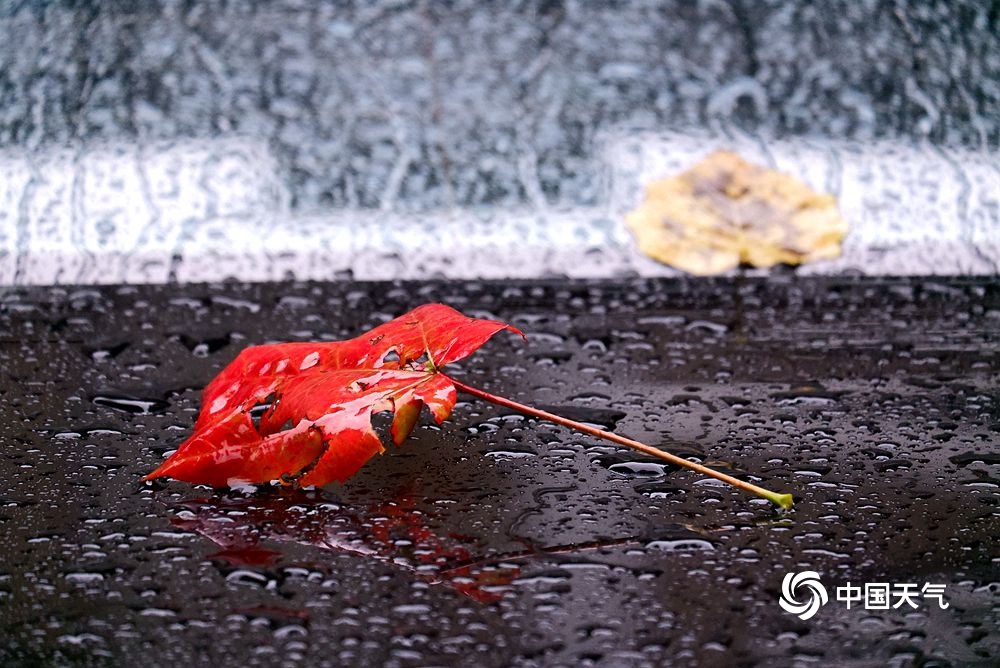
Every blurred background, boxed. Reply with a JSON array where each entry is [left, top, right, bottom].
[[1, 0, 997, 283]]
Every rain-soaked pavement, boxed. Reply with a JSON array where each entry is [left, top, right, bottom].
[[1, 277, 998, 666]]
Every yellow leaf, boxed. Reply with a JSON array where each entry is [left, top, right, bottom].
[[626, 151, 848, 275]]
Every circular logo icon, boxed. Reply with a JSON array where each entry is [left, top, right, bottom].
[[779, 571, 828, 620]]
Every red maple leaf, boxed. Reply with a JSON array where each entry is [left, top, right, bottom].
[[144, 304, 521, 488], [144, 303, 792, 508]]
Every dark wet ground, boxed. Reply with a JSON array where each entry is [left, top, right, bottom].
[[1, 277, 998, 666]]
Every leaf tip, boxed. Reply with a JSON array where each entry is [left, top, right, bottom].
[[509, 325, 528, 341], [142, 462, 170, 482]]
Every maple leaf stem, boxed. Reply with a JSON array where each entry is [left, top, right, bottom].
[[444, 375, 794, 510]]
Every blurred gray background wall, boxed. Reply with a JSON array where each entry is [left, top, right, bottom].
[[1, 1, 997, 283]]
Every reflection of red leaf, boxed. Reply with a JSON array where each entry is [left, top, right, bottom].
[[170, 489, 520, 603], [169, 488, 664, 604], [145, 304, 523, 488]]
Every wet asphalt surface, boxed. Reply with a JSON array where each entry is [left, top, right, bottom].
[[1, 276, 998, 666]]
